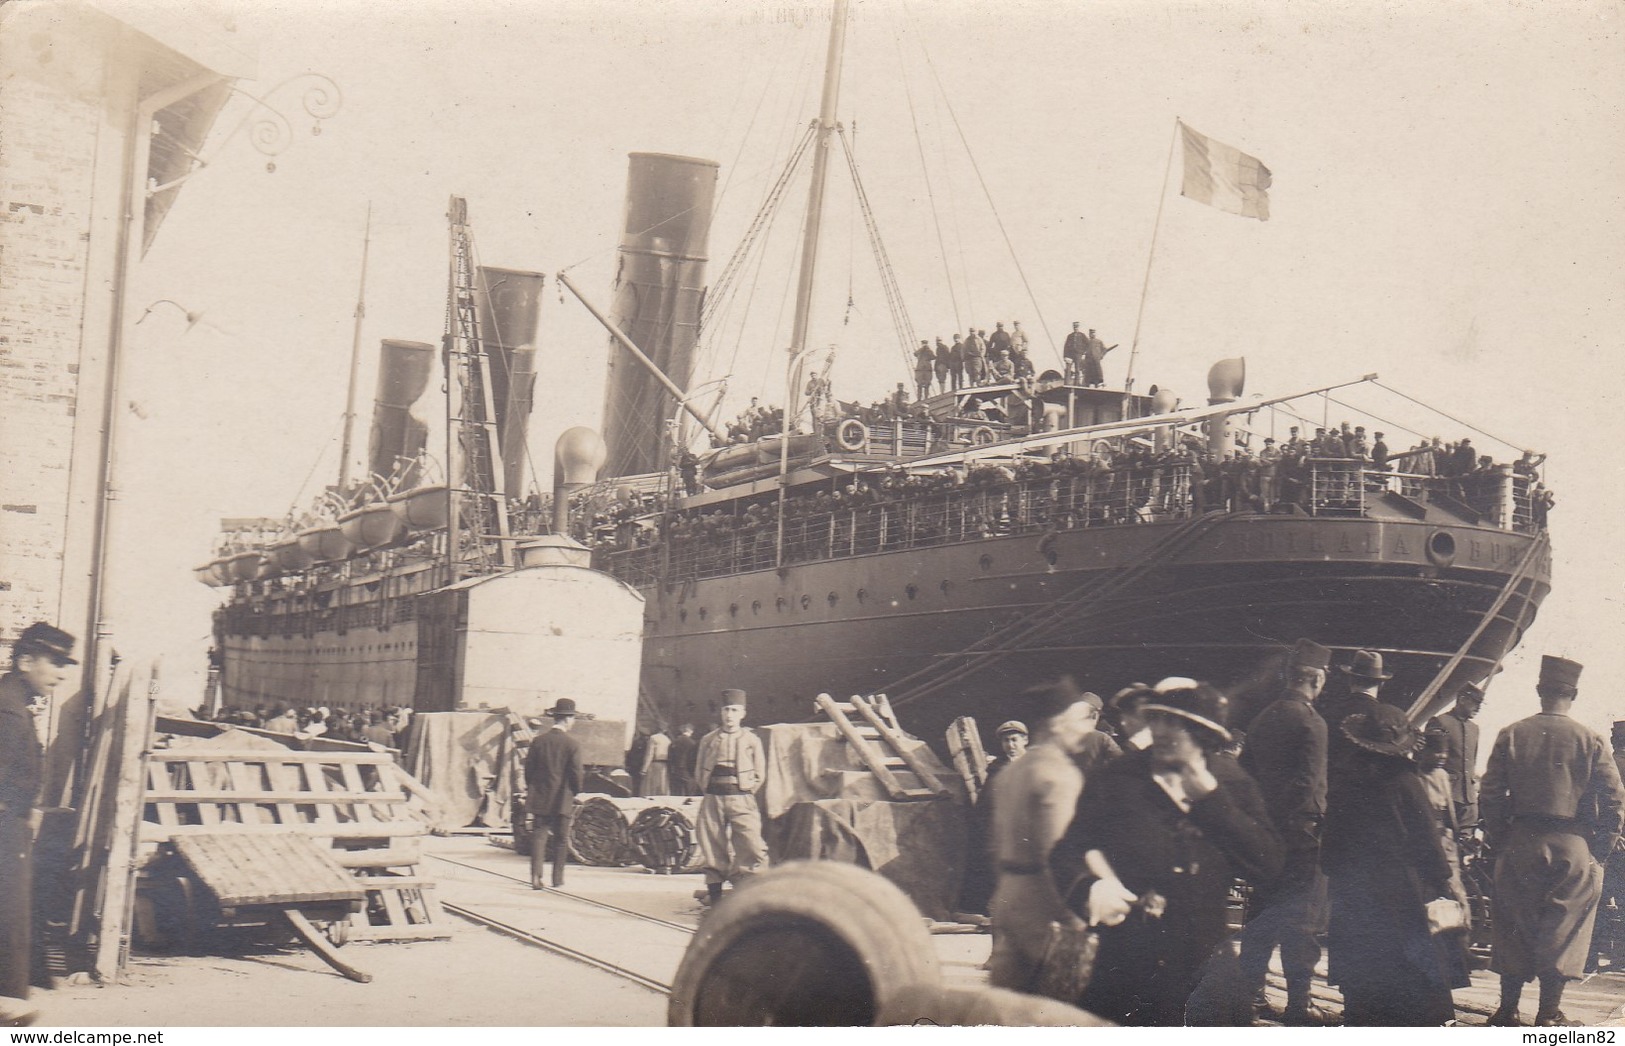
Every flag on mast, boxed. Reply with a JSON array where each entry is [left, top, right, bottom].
[[1179, 121, 1272, 221]]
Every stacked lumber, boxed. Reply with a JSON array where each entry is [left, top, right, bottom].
[[139, 743, 450, 942]]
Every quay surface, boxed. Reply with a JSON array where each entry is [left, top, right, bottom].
[[35, 836, 1625, 1027]]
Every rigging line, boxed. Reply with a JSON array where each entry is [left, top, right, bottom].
[[837, 127, 918, 372], [1321, 394, 1430, 445], [1371, 379, 1531, 453], [287, 414, 349, 520], [892, 23, 960, 333], [1124, 116, 1181, 395], [757, 189, 811, 400], [902, 0, 970, 326], [908, 16, 1059, 369]]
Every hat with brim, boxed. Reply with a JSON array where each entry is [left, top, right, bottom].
[[1139, 678, 1232, 744], [15, 622, 78, 665], [995, 720, 1029, 738], [545, 697, 579, 717], [1337, 649, 1392, 682], [1342, 705, 1418, 760]]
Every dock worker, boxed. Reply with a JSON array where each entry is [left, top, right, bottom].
[[953, 719, 1028, 925], [524, 698, 585, 890], [1, 622, 76, 1027], [669, 723, 699, 796], [1428, 682, 1485, 829], [987, 679, 1102, 992], [641, 724, 672, 796], [1480, 656, 1625, 1027], [695, 689, 769, 905]]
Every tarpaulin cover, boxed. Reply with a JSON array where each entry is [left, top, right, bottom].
[[765, 799, 967, 920], [755, 722, 970, 918], [756, 722, 967, 817], [404, 711, 513, 830]]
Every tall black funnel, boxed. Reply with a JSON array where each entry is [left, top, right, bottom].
[[476, 266, 545, 497], [599, 152, 719, 479], [366, 339, 436, 488]]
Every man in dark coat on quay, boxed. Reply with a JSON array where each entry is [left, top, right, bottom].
[[1480, 657, 1625, 1027], [1, 623, 76, 1027], [1318, 649, 1391, 800], [1322, 704, 1466, 1026], [1049, 678, 1283, 1026], [524, 698, 585, 890], [1236, 638, 1332, 1025]]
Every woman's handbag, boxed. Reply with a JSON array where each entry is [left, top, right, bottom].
[[1032, 919, 1100, 1003], [1425, 896, 1469, 935]]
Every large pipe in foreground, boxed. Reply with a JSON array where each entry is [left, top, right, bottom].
[[598, 152, 719, 479]]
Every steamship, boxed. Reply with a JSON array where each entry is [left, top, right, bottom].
[[204, 0, 1551, 746]]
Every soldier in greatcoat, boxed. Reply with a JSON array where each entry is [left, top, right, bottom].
[[1481, 656, 1625, 1027], [524, 698, 584, 889], [694, 689, 769, 905], [1428, 682, 1485, 829], [986, 681, 1103, 991], [1237, 639, 1332, 1025], [1, 623, 76, 1027], [1593, 722, 1625, 971]]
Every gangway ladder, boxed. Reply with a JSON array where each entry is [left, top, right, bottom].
[[814, 692, 950, 802], [946, 717, 989, 804]]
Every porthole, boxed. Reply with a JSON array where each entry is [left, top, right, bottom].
[[729, 603, 739, 617], [828, 592, 839, 607], [1427, 530, 1457, 567], [940, 579, 952, 593], [979, 554, 994, 571], [679, 608, 688, 622], [1044, 548, 1059, 566], [801, 594, 812, 610], [777, 597, 787, 612], [905, 584, 919, 600], [856, 589, 868, 604], [752, 600, 763, 615], [698, 607, 709, 621]]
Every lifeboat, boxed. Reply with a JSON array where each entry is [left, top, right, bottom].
[[338, 502, 406, 550], [194, 561, 231, 587], [298, 524, 354, 563], [227, 550, 271, 583], [387, 484, 450, 531], [270, 536, 315, 572]]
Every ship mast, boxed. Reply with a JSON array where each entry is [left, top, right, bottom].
[[337, 203, 373, 491], [785, 0, 850, 365]]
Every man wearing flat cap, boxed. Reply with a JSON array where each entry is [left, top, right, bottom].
[[1480, 656, 1625, 1027], [2, 622, 77, 1026], [524, 698, 584, 890], [694, 689, 768, 905], [1238, 639, 1332, 1025], [986, 678, 1103, 990]]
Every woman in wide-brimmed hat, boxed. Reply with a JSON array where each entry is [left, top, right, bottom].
[[1321, 704, 1463, 1026]]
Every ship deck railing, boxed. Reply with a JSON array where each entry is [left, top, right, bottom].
[[596, 460, 1547, 587]]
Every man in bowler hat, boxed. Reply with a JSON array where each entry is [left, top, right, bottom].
[[1481, 656, 1624, 1026], [1238, 639, 1333, 1024], [1, 622, 77, 1026], [694, 689, 768, 905], [524, 698, 584, 889]]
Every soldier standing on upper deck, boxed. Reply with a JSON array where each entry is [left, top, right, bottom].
[[695, 689, 769, 905], [1, 623, 77, 1027], [1081, 329, 1116, 387], [1480, 656, 1625, 1027], [1063, 322, 1087, 383]]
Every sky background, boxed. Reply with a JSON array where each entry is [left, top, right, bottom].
[[104, 0, 1623, 749]]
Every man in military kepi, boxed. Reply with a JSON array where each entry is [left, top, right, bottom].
[[1480, 656, 1625, 1027], [694, 689, 769, 905], [2, 622, 77, 1026], [1237, 638, 1332, 1025]]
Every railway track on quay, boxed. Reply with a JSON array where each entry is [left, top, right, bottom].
[[424, 847, 697, 997]]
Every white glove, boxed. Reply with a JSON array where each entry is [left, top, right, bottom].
[[1087, 877, 1138, 927]]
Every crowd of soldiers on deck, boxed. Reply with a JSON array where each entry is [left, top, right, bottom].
[[954, 648, 1624, 1027], [577, 418, 1552, 561]]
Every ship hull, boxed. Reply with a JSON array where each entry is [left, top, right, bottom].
[[634, 515, 1549, 744]]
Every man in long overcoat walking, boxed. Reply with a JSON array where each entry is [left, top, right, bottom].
[[524, 698, 585, 889]]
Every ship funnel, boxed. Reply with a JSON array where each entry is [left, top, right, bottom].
[[366, 339, 437, 490], [475, 266, 544, 497], [554, 426, 607, 535], [1205, 358, 1246, 461], [599, 152, 720, 479]]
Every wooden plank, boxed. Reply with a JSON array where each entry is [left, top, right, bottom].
[[264, 759, 301, 824], [375, 882, 411, 926], [330, 845, 420, 869], [351, 875, 435, 889], [94, 662, 155, 981], [145, 762, 180, 827], [173, 834, 364, 907], [302, 759, 341, 824], [187, 762, 222, 826], [814, 693, 911, 801], [142, 790, 409, 804], [345, 923, 450, 942], [851, 695, 950, 800], [285, 909, 372, 983], [222, 760, 264, 825], [141, 822, 428, 842], [149, 750, 395, 765]]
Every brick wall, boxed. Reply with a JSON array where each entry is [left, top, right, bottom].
[[0, 71, 101, 647]]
